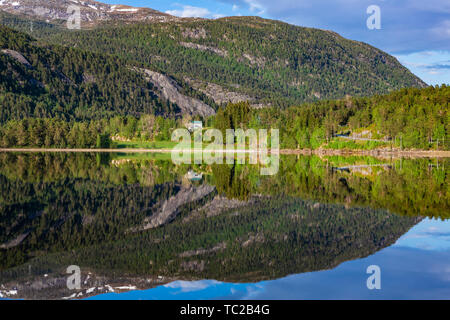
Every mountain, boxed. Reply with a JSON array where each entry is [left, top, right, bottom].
[[0, 24, 215, 123], [0, 152, 447, 299], [0, 0, 176, 25], [0, 0, 427, 120]]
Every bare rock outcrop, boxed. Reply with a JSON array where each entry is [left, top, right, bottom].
[[182, 27, 207, 39], [0, 0, 178, 25], [184, 77, 266, 108], [180, 41, 228, 57], [1, 49, 32, 67], [140, 184, 216, 230], [139, 68, 215, 117], [0, 232, 30, 249]]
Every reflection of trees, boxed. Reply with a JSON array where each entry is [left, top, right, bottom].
[[0, 196, 420, 293], [212, 163, 250, 201], [0, 152, 181, 187], [0, 153, 447, 219], [0, 153, 443, 298], [225, 156, 449, 219]]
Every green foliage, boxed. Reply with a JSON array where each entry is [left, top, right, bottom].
[[0, 153, 446, 274], [0, 25, 178, 123], [214, 102, 251, 137], [4, 15, 425, 108], [247, 85, 449, 150], [0, 115, 181, 148], [0, 118, 106, 148], [96, 133, 111, 149], [324, 139, 388, 150]]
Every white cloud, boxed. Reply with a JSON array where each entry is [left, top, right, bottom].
[[164, 280, 220, 292], [418, 51, 437, 57], [166, 5, 211, 18], [166, 5, 226, 19], [232, 4, 239, 12], [244, 0, 265, 14]]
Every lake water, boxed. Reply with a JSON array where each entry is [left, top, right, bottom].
[[0, 152, 448, 300]]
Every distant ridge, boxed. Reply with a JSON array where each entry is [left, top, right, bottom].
[[0, 0, 178, 25]]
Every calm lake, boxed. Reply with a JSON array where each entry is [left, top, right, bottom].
[[0, 152, 448, 300]]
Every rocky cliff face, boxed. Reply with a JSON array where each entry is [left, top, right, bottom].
[[139, 184, 216, 230], [0, 270, 173, 300], [1, 1, 427, 110], [0, 0, 177, 25], [139, 69, 216, 117]]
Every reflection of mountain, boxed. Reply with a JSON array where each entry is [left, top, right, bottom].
[[210, 156, 449, 219], [0, 174, 209, 269], [137, 184, 216, 230], [1, 190, 420, 299], [0, 152, 445, 299]]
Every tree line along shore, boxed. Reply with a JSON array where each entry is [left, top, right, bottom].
[[0, 86, 448, 152]]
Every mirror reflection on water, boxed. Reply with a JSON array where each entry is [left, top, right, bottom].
[[0, 152, 448, 300]]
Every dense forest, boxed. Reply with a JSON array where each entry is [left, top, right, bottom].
[[0, 25, 180, 123], [0, 20, 447, 151], [214, 86, 449, 150], [0, 85, 448, 150], [40, 17, 426, 107], [0, 118, 112, 148], [0, 116, 180, 148], [1, 11, 425, 109]]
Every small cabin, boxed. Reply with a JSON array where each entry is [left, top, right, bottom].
[[186, 170, 203, 181], [187, 121, 203, 132]]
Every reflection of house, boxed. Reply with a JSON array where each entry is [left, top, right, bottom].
[[331, 164, 392, 176], [187, 121, 202, 132], [186, 170, 203, 181]]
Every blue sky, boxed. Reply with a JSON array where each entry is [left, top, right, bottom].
[[101, 0, 450, 85]]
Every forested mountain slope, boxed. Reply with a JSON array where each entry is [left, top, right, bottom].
[[0, 25, 216, 123], [42, 17, 428, 107], [0, 0, 176, 25], [216, 85, 449, 150]]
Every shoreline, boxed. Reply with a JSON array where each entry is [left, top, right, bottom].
[[281, 148, 450, 158], [0, 148, 449, 158]]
